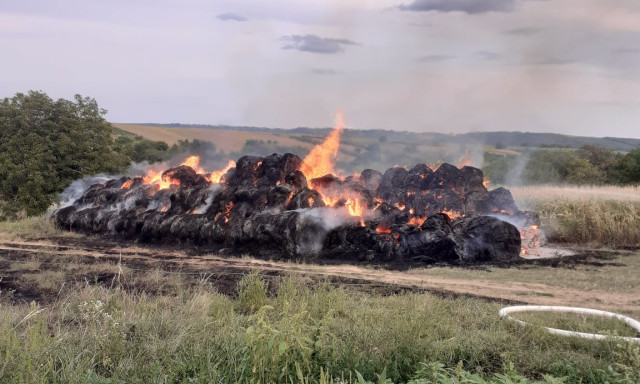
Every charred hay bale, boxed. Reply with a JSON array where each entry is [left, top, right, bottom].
[[485, 187, 519, 214], [310, 174, 342, 191], [285, 170, 308, 190], [425, 163, 466, 195], [169, 214, 209, 242], [360, 169, 383, 191], [410, 163, 434, 178], [199, 221, 217, 245], [242, 210, 325, 258], [153, 215, 181, 243], [311, 175, 374, 208], [286, 188, 325, 210], [400, 214, 459, 262], [453, 216, 521, 262], [279, 153, 304, 175], [69, 207, 103, 233], [463, 190, 490, 214], [139, 212, 166, 242], [52, 206, 76, 228], [267, 184, 296, 210], [75, 183, 118, 207], [162, 165, 209, 188], [405, 164, 433, 190], [211, 201, 252, 245], [257, 153, 304, 187], [322, 225, 396, 262], [460, 166, 487, 194], [228, 155, 264, 185], [377, 167, 410, 198], [109, 209, 146, 239], [168, 184, 211, 215], [414, 189, 465, 217], [93, 210, 114, 233]]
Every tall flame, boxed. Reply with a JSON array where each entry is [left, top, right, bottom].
[[210, 160, 236, 184], [181, 155, 205, 174], [300, 111, 344, 181]]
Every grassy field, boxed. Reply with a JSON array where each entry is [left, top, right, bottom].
[[1, 272, 639, 383], [509, 185, 640, 248]]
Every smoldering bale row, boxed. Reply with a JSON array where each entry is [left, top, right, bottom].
[[53, 153, 539, 264]]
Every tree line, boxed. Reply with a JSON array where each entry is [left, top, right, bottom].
[[483, 144, 640, 185]]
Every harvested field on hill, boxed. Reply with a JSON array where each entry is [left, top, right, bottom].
[[113, 123, 313, 152]]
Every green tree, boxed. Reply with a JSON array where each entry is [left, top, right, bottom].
[[0, 91, 129, 218], [615, 147, 640, 184]]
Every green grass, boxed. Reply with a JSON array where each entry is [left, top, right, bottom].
[[1, 273, 639, 383]]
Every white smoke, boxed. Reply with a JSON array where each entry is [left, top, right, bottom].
[[194, 184, 220, 214], [299, 207, 353, 231], [504, 151, 531, 186], [55, 176, 111, 210]]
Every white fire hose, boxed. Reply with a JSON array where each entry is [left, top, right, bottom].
[[499, 305, 640, 344]]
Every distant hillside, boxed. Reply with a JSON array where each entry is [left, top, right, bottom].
[[452, 132, 640, 152], [130, 123, 640, 152]]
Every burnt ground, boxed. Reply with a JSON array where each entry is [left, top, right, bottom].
[[1, 235, 638, 316]]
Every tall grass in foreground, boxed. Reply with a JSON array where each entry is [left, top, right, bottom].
[[509, 185, 640, 248], [1, 273, 639, 383]]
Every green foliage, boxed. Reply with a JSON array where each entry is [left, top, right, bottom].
[[0, 91, 129, 218], [615, 147, 640, 184], [235, 271, 270, 314], [114, 135, 169, 163], [482, 144, 640, 186]]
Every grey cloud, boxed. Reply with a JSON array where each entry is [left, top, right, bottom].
[[280, 34, 357, 54], [399, 0, 516, 14], [217, 13, 247, 22], [418, 54, 456, 62], [475, 51, 503, 60], [311, 68, 342, 75], [504, 27, 544, 36]]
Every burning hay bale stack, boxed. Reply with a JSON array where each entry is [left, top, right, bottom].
[[53, 151, 541, 265]]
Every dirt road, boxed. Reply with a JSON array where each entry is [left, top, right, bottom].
[[1, 237, 638, 316]]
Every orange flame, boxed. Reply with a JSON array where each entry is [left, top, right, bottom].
[[456, 149, 472, 168], [376, 224, 391, 234], [210, 160, 236, 184], [345, 197, 365, 217], [407, 216, 427, 227], [120, 180, 134, 190], [441, 210, 463, 220], [483, 179, 490, 188], [300, 112, 344, 181], [519, 224, 541, 257], [223, 202, 234, 223], [181, 155, 205, 174], [143, 169, 180, 190]]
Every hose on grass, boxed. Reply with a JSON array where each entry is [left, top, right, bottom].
[[499, 305, 640, 344]]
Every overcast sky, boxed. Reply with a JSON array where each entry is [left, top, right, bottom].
[[2, 0, 640, 138]]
